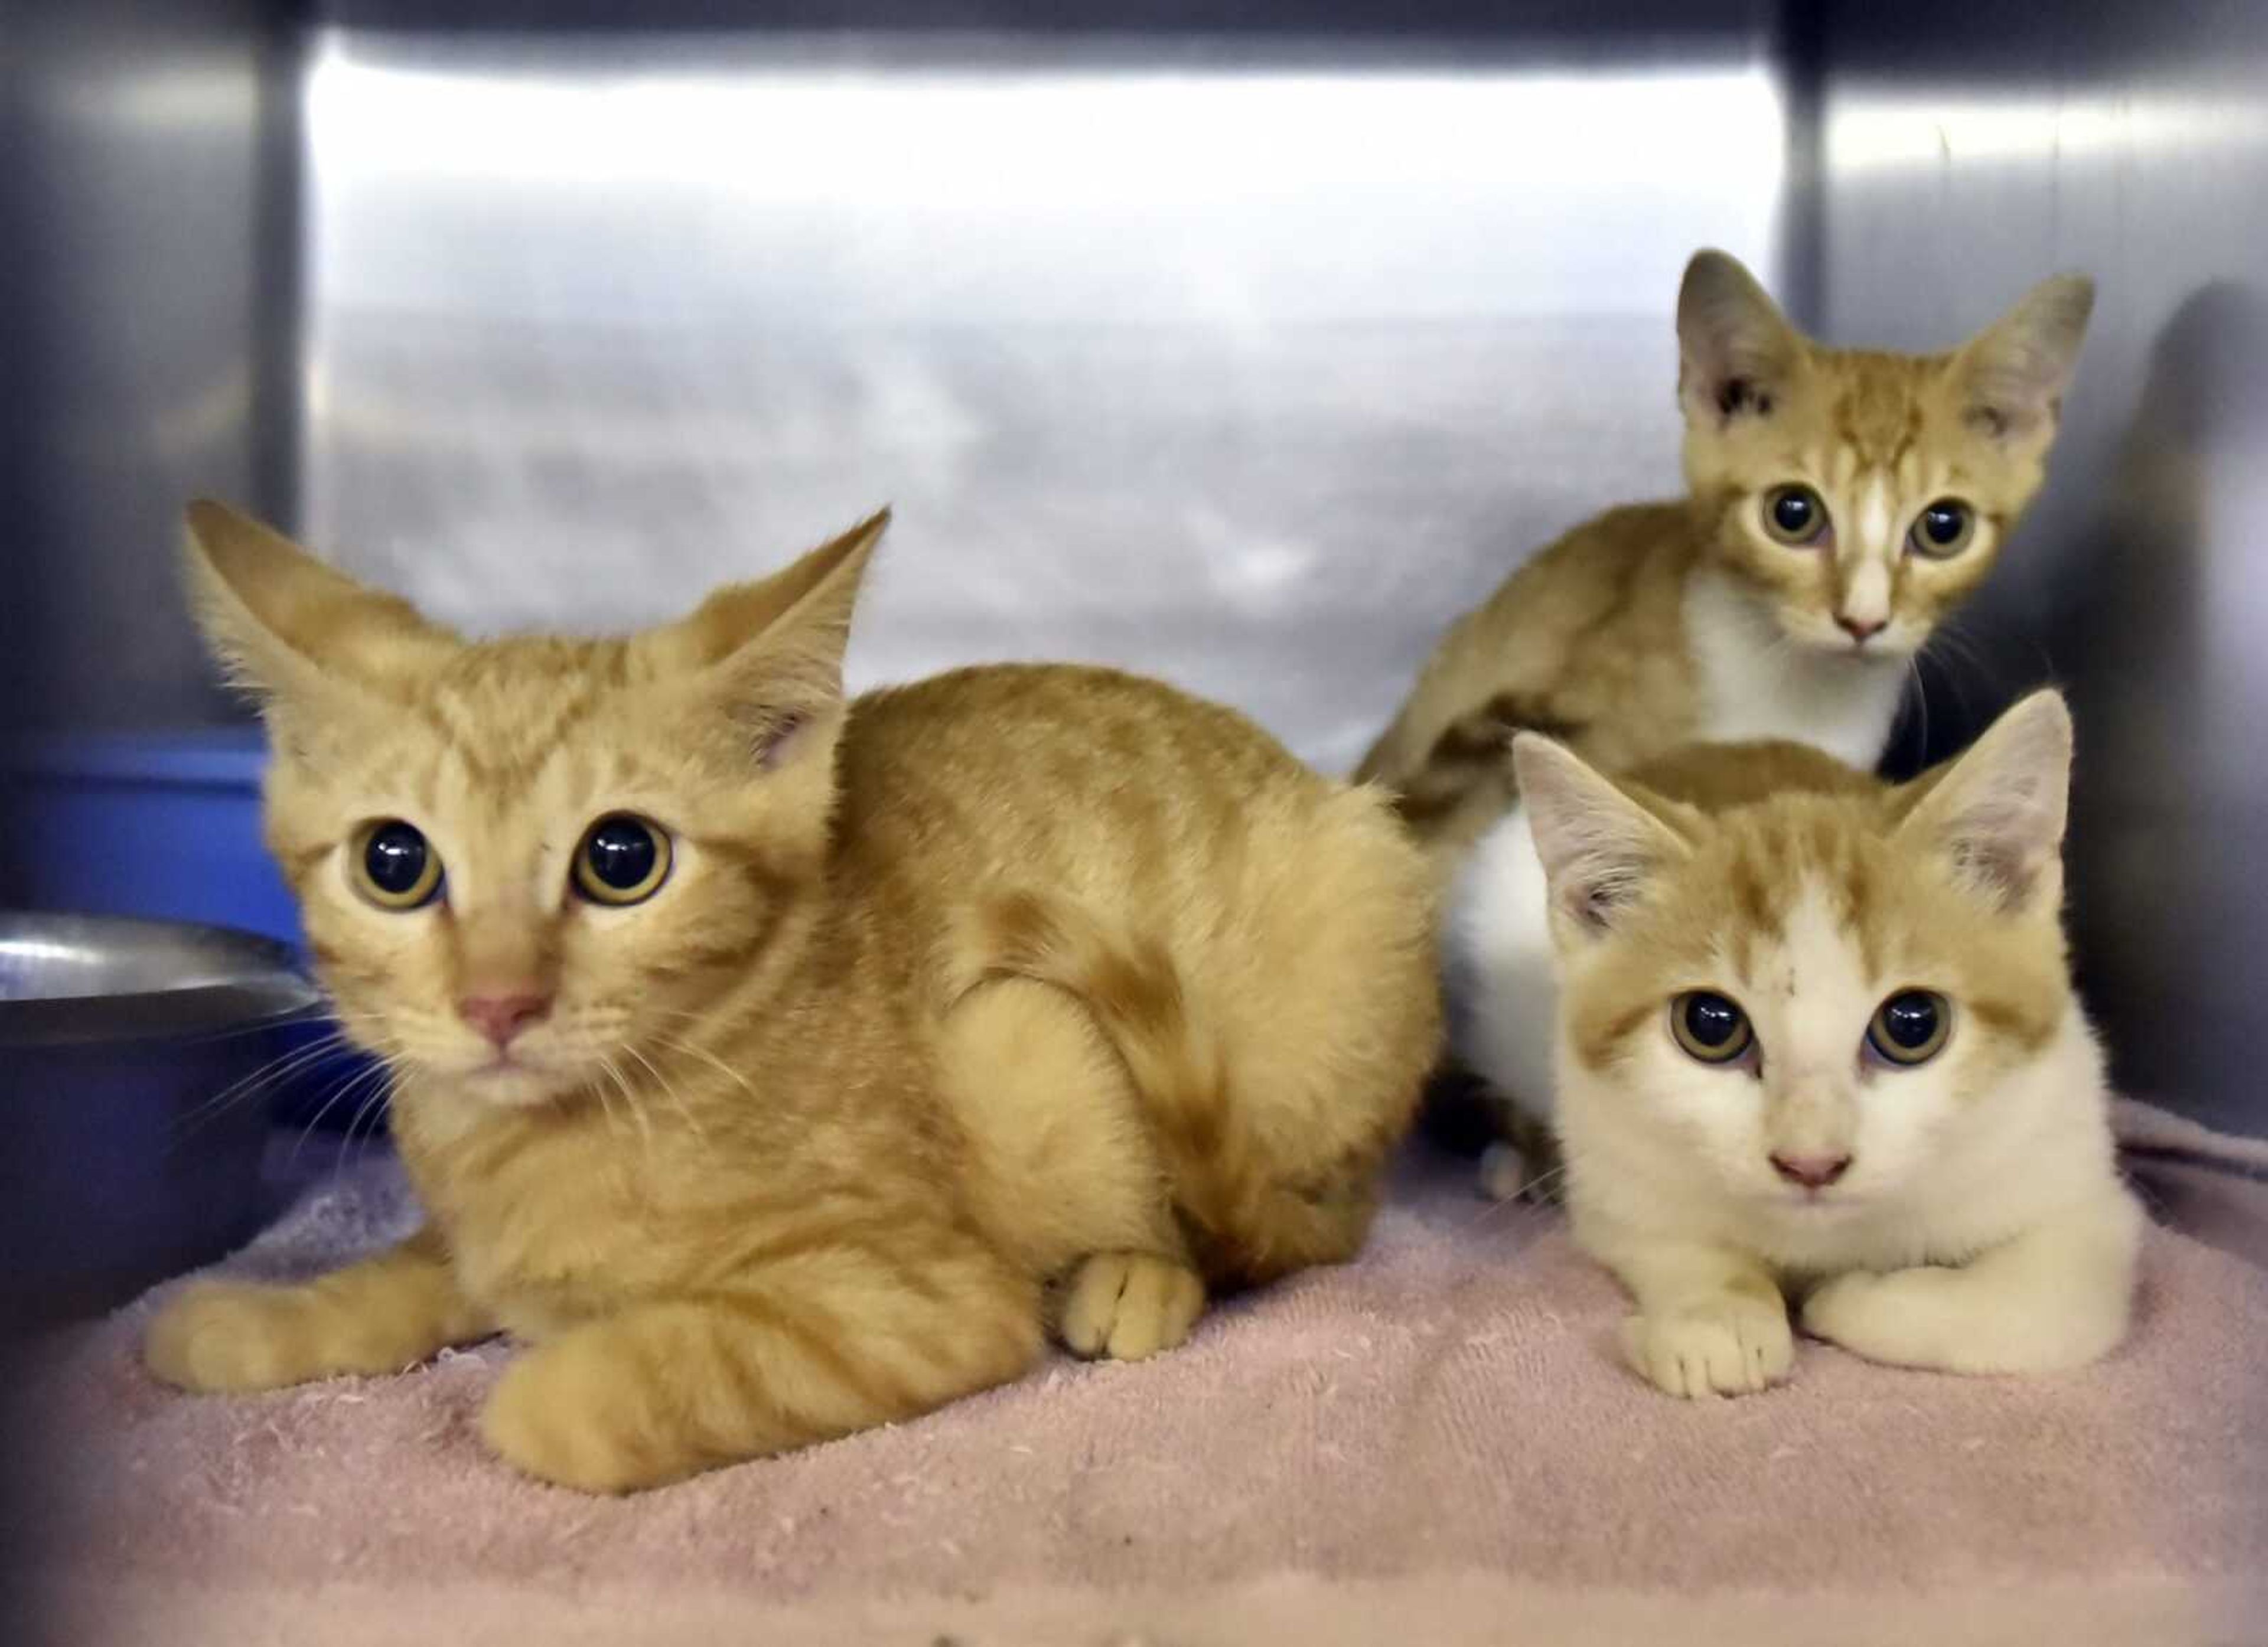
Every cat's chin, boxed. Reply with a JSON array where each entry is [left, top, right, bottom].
[[1754, 1184, 1874, 1217], [1782, 623, 1918, 664], [442, 1061, 579, 1110]]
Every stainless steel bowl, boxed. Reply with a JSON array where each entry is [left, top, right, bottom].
[[0, 912, 323, 1321]]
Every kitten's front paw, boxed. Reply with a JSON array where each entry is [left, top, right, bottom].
[[1801, 1267, 1967, 1369], [1621, 1296, 1794, 1398], [481, 1336, 672, 1494], [1056, 1251, 1205, 1361], [1798, 1269, 1894, 1354], [145, 1281, 324, 1393]]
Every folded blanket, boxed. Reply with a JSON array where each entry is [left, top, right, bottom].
[[22, 1102, 2268, 1646]]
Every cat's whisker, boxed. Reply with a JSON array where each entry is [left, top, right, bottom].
[[622, 1042, 709, 1146], [647, 1030, 760, 1114], [595, 1052, 656, 1163], [172, 1032, 359, 1142], [333, 1068, 397, 1182], [1906, 652, 1931, 757], [284, 1059, 390, 1166]]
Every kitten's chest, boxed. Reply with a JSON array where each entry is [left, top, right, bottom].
[[399, 1110, 685, 1338], [1684, 577, 1907, 768]]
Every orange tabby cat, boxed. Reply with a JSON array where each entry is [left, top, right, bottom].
[[1358, 248, 2094, 877], [144, 503, 1440, 1492]]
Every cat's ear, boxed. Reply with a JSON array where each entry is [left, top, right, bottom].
[[654, 508, 888, 769], [1513, 733, 1689, 941], [1677, 249, 1802, 426], [183, 499, 455, 708], [1953, 274, 2094, 441], [1896, 689, 2073, 914]]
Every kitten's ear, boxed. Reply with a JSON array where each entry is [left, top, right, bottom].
[[1677, 249, 1801, 426], [182, 500, 454, 706], [1896, 690, 2073, 913], [656, 508, 888, 768], [1514, 734, 1689, 941], [1953, 274, 2095, 441]]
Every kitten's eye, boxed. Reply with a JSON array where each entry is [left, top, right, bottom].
[[574, 814, 672, 906], [352, 820, 442, 911], [1867, 990, 1951, 1066], [1670, 991, 1754, 1065], [1762, 485, 1829, 547], [1908, 499, 1975, 559]]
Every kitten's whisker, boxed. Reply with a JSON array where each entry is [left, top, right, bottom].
[[172, 1033, 356, 1140], [648, 1031, 760, 1114], [333, 1069, 397, 1182], [284, 1058, 390, 1166], [595, 1053, 655, 1163], [1906, 653, 1931, 758], [623, 1042, 709, 1146]]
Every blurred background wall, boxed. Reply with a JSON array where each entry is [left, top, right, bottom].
[[5, 0, 2263, 1131]]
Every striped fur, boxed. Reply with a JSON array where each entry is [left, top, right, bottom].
[[146, 504, 1441, 1492]]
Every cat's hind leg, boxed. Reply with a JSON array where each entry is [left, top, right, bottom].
[[935, 972, 1207, 1362]]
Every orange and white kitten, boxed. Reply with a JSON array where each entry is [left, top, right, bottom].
[[1504, 692, 2139, 1397], [144, 503, 1440, 1491], [1360, 249, 2095, 871], [1391, 249, 2093, 1193]]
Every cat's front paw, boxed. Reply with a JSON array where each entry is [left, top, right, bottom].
[[481, 1334, 683, 1495], [144, 1280, 325, 1393], [1621, 1296, 1794, 1398], [1798, 1269, 1896, 1353], [1801, 1267, 1973, 1370], [1056, 1251, 1205, 1361]]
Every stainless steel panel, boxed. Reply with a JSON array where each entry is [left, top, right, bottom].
[[297, 22, 1790, 774], [1816, 0, 2268, 1131], [2, 2, 294, 736]]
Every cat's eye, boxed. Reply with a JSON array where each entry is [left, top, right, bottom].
[[351, 820, 442, 911], [1670, 991, 1754, 1065], [1867, 990, 1951, 1066], [574, 814, 672, 906], [1908, 498, 1975, 559], [1761, 485, 1829, 547]]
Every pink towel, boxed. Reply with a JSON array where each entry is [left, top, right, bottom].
[[21, 1104, 2268, 1646]]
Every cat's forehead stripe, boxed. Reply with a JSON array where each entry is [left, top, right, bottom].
[[425, 644, 624, 786]]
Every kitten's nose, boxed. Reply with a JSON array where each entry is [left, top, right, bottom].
[[1836, 614, 1886, 644], [460, 992, 552, 1049], [1771, 1151, 1853, 1189]]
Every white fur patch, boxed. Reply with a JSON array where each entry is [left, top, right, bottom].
[[1445, 805, 1561, 1120], [1684, 571, 1907, 767], [1854, 473, 1893, 562]]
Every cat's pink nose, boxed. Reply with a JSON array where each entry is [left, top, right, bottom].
[[460, 992, 552, 1049], [1836, 614, 1886, 644], [1771, 1152, 1852, 1189]]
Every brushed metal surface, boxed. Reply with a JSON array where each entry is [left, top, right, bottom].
[[0, 911, 317, 1046], [2, 1, 296, 738], [1816, 0, 2268, 1131], [296, 24, 1788, 774]]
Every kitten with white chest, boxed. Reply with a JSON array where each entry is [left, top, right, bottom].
[[1361, 249, 2096, 859], [1508, 692, 2140, 1396], [1392, 250, 2096, 1185]]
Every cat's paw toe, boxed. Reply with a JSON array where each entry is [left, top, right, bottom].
[[144, 1281, 312, 1393], [1621, 1298, 1794, 1398], [1057, 1251, 1205, 1361]]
